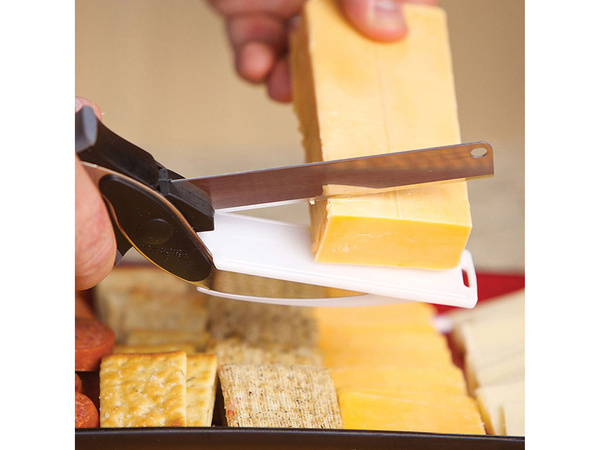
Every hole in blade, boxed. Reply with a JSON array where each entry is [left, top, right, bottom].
[[462, 269, 470, 287], [470, 147, 487, 158]]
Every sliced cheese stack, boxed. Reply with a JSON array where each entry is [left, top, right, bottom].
[[448, 290, 525, 435], [289, 0, 471, 269], [315, 303, 485, 434]]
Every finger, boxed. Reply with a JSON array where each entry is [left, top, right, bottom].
[[75, 157, 117, 290], [341, 0, 438, 42], [266, 58, 293, 103], [208, 0, 306, 20], [75, 97, 103, 120], [236, 41, 276, 83], [226, 13, 287, 54]]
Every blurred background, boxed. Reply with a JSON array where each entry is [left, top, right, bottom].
[[75, 0, 524, 273]]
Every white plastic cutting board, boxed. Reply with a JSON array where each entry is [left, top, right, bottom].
[[197, 212, 478, 308]]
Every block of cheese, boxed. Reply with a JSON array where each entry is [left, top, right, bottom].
[[338, 390, 485, 434], [329, 366, 467, 395], [290, 0, 471, 269], [475, 380, 525, 435]]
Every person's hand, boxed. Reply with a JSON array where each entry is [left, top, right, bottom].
[[207, 0, 438, 102], [75, 97, 117, 291]]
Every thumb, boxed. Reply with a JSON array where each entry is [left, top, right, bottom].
[[75, 157, 117, 290], [341, 0, 408, 41], [75, 98, 116, 290]]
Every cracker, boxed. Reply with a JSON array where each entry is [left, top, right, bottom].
[[218, 364, 342, 428], [94, 265, 208, 342], [121, 291, 208, 335], [125, 329, 209, 351], [208, 338, 322, 366], [113, 343, 197, 355], [99, 351, 187, 427], [206, 298, 319, 348], [96, 265, 194, 296], [186, 354, 218, 427]]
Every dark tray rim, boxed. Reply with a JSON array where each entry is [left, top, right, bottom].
[[76, 427, 524, 449]]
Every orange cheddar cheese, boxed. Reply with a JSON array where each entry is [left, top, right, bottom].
[[290, 0, 471, 269], [338, 390, 485, 434], [329, 366, 468, 395]]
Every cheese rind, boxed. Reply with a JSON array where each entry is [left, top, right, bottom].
[[290, 0, 471, 269]]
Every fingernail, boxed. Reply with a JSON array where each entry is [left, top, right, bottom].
[[368, 0, 404, 30]]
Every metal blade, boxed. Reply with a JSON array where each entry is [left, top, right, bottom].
[[175, 142, 493, 210]]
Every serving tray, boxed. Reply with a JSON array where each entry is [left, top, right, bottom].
[[76, 272, 525, 449]]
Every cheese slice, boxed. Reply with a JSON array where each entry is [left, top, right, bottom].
[[460, 313, 525, 360], [319, 328, 448, 354], [475, 380, 525, 435], [449, 290, 525, 352], [290, 0, 471, 269], [314, 302, 436, 329], [502, 400, 525, 436], [330, 366, 468, 395], [465, 349, 525, 394], [321, 335, 453, 369], [338, 390, 485, 434]]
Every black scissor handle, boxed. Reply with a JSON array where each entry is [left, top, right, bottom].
[[98, 171, 213, 282], [75, 107, 215, 282]]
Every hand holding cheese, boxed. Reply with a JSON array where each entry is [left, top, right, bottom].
[[208, 0, 436, 102]]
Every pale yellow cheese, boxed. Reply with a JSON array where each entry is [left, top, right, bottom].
[[475, 380, 525, 435], [501, 400, 526, 436], [460, 313, 525, 361], [290, 0, 471, 269], [465, 349, 525, 394], [449, 289, 525, 352], [338, 390, 485, 434]]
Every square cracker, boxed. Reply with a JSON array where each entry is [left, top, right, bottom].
[[186, 354, 218, 427], [99, 351, 187, 427], [125, 329, 209, 351], [207, 338, 322, 366], [218, 364, 342, 428]]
